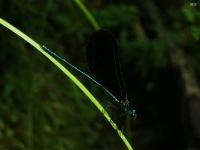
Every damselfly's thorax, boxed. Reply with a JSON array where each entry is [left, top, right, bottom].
[[119, 99, 136, 118]]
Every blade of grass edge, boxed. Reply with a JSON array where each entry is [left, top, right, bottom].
[[0, 18, 133, 150]]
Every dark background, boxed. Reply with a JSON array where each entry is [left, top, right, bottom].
[[0, 0, 200, 150]]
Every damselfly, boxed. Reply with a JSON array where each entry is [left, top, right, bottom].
[[41, 29, 136, 118]]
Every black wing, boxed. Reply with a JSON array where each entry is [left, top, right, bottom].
[[86, 29, 127, 101]]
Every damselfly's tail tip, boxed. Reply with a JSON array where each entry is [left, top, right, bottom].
[[41, 44, 47, 49]]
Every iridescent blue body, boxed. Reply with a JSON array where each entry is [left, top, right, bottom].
[[41, 44, 136, 118]]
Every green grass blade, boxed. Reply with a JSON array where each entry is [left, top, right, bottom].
[[0, 18, 133, 150], [73, 0, 100, 30]]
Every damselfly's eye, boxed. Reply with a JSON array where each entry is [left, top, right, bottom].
[[131, 110, 137, 119]]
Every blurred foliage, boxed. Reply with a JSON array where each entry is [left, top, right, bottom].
[[0, 0, 199, 150]]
